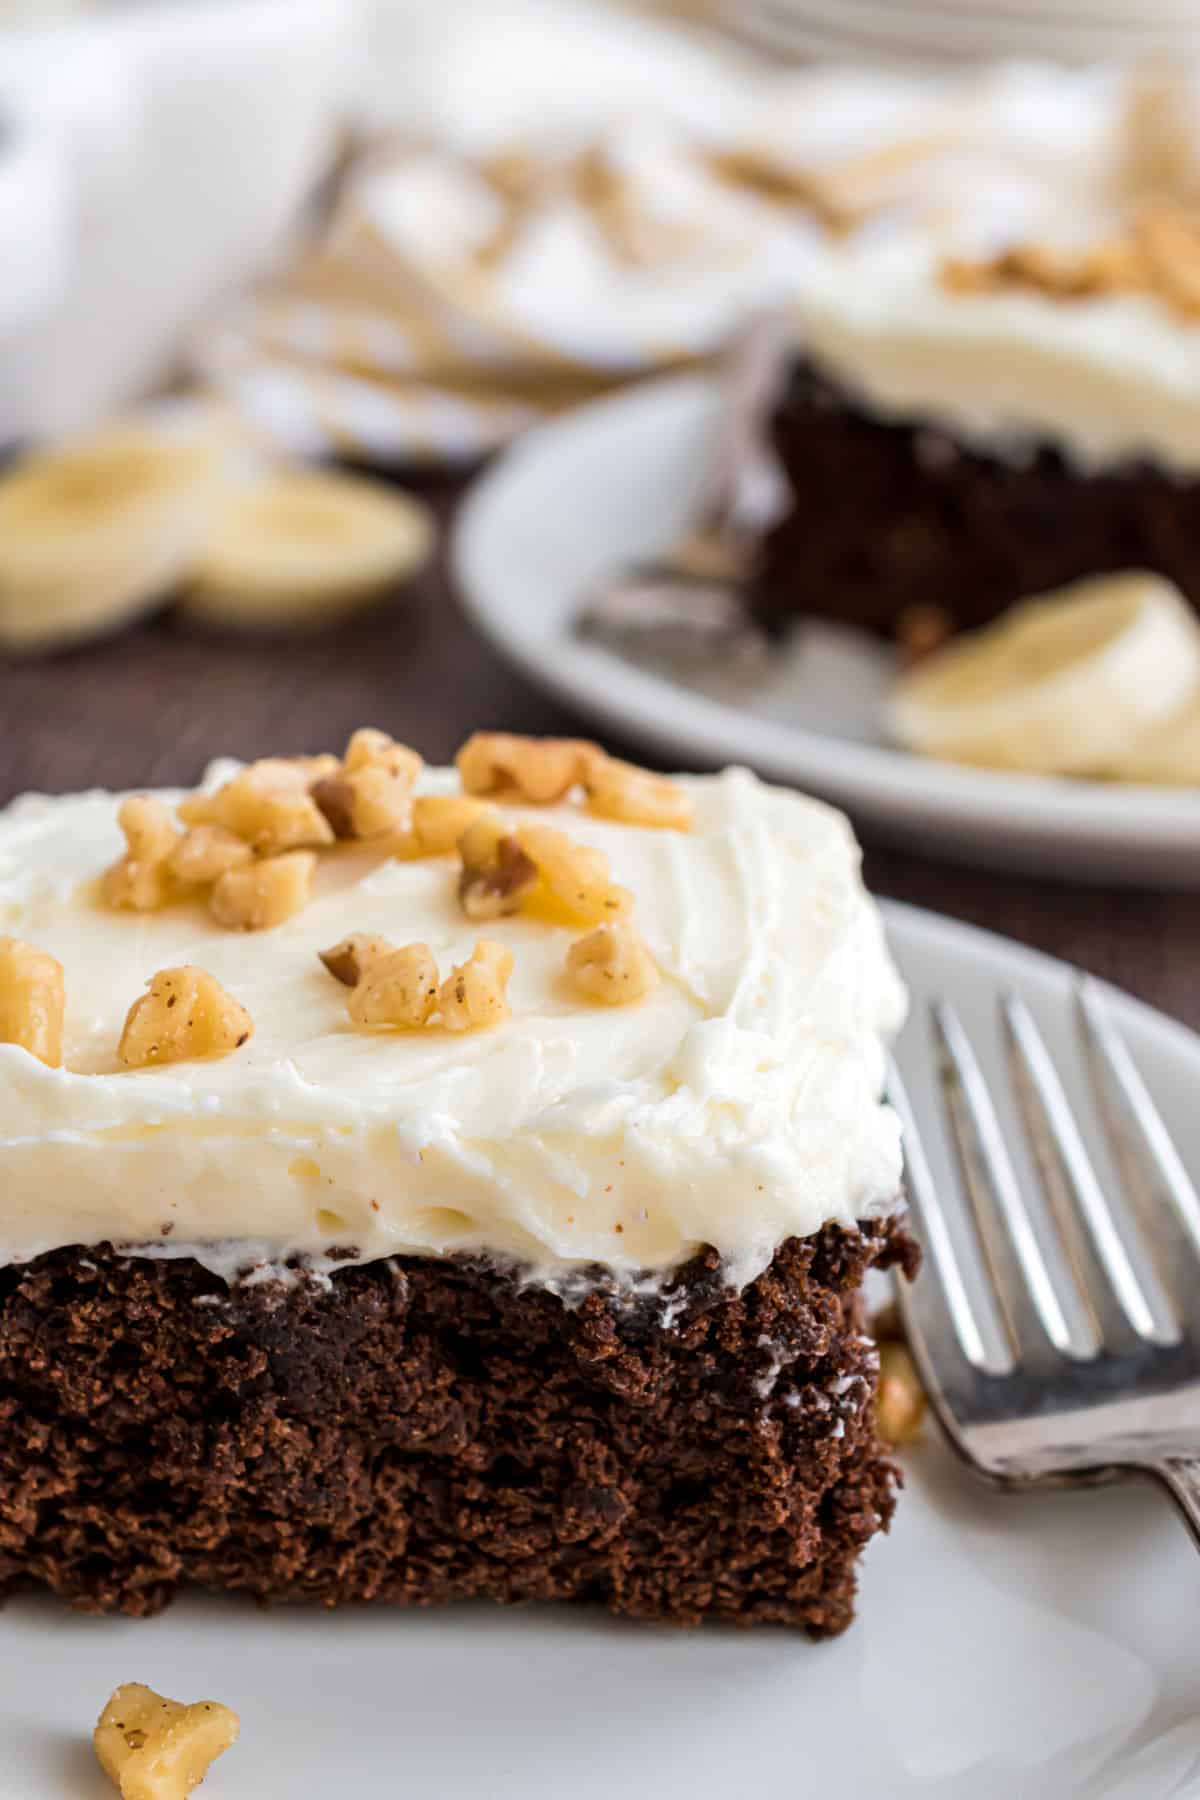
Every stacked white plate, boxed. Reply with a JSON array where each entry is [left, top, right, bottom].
[[719, 0, 1200, 64]]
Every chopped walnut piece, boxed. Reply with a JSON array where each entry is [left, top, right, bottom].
[[517, 822, 632, 927], [312, 728, 423, 840], [209, 851, 316, 931], [318, 932, 397, 987], [349, 942, 440, 1028], [457, 814, 539, 920], [271, 753, 342, 785], [117, 966, 254, 1069], [408, 793, 495, 856], [876, 1342, 926, 1448], [103, 795, 182, 912], [167, 825, 253, 887], [95, 1681, 240, 1800], [343, 727, 421, 779], [308, 776, 357, 839], [438, 939, 514, 1032], [941, 202, 1200, 322], [566, 921, 659, 1005], [456, 731, 599, 803], [178, 760, 334, 856], [582, 754, 693, 830], [0, 936, 65, 1067], [312, 768, 408, 839]]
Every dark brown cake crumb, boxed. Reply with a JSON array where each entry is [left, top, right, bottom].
[[750, 357, 1200, 641], [0, 1218, 914, 1633]]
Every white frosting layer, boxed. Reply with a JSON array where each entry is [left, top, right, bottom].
[[0, 764, 905, 1291], [798, 252, 1200, 475], [765, 64, 1200, 473]]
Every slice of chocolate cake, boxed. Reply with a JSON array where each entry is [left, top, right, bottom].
[[0, 730, 910, 1632], [751, 356, 1200, 644]]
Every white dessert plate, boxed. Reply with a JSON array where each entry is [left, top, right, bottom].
[[722, 0, 1200, 62], [454, 372, 1200, 888], [2, 900, 1199, 1799]]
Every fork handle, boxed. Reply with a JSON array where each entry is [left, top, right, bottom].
[[1154, 1457, 1200, 1552]]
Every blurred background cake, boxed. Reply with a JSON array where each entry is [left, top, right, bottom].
[[748, 64, 1200, 642]]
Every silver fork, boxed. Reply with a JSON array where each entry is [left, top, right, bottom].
[[890, 980, 1200, 1551], [574, 311, 790, 663]]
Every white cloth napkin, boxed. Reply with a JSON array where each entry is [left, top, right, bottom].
[[0, 0, 356, 442], [191, 124, 829, 462]]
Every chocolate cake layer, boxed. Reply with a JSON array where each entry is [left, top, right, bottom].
[[751, 359, 1200, 640], [0, 1219, 914, 1632]]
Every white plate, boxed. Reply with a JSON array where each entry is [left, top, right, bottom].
[[3, 900, 1199, 1798], [722, 0, 1200, 60], [454, 372, 1200, 887]]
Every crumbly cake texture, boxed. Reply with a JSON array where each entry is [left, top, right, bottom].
[[751, 358, 1200, 642], [0, 1219, 915, 1631]]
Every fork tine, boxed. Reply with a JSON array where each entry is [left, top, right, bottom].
[[1076, 980, 1200, 1327], [886, 1056, 997, 1373], [931, 1001, 1075, 1363], [1001, 995, 1175, 1350]]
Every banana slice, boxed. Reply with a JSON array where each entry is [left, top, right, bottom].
[[0, 428, 225, 653], [1104, 695, 1200, 785], [181, 470, 434, 631], [888, 572, 1200, 776]]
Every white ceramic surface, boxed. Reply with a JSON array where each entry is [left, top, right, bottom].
[[454, 371, 1200, 887], [1, 899, 1199, 1798]]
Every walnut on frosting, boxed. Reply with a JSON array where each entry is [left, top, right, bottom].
[[454, 731, 691, 833], [407, 793, 494, 856], [349, 942, 441, 1029], [319, 933, 513, 1033], [941, 200, 1200, 321], [566, 921, 659, 1006], [318, 932, 397, 988], [456, 731, 598, 804], [167, 824, 254, 887], [209, 851, 316, 931], [516, 822, 632, 927], [582, 754, 692, 831], [438, 940, 514, 1032], [178, 758, 335, 857], [0, 935, 66, 1067], [117, 966, 253, 1069], [457, 814, 539, 920], [103, 795, 182, 912], [311, 727, 423, 841], [94, 1681, 240, 1800]]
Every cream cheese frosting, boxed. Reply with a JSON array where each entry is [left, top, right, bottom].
[[0, 762, 905, 1292]]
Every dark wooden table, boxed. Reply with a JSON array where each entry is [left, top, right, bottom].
[[4, 482, 1199, 1032]]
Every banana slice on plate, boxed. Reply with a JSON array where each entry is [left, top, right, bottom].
[[181, 470, 434, 631], [1104, 696, 1200, 785], [888, 572, 1200, 776], [0, 428, 226, 653]]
